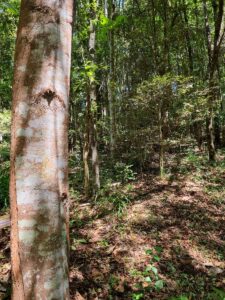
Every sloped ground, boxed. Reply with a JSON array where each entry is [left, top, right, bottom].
[[0, 152, 225, 300], [69, 171, 225, 300]]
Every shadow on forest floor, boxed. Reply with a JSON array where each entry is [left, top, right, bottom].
[[0, 152, 225, 299], [68, 165, 225, 299]]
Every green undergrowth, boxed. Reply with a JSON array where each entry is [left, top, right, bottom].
[[178, 149, 225, 205], [0, 142, 10, 211], [170, 288, 225, 300], [95, 182, 134, 216]]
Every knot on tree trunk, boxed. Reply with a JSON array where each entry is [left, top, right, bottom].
[[32, 89, 66, 109]]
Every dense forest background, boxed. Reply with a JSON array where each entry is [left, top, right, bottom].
[[0, 0, 225, 299]]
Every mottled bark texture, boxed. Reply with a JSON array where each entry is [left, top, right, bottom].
[[10, 1, 73, 299]]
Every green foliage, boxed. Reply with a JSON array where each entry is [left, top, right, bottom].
[[132, 292, 144, 300], [96, 184, 131, 216], [130, 246, 165, 297], [109, 274, 120, 289], [207, 288, 225, 300], [0, 158, 10, 210], [107, 191, 130, 215], [0, 110, 11, 135], [114, 162, 136, 183], [84, 60, 98, 83], [133, 74, 193, 130], [183, 150, 207, 169], [98, 13, 127, 38], [0, 141, 10, 161], [0, 110, 11, 210], [0, 0, 20, 16], [169, 288, 225, 300], [0, 1, 18, 109], [154, 279, 164, 290]]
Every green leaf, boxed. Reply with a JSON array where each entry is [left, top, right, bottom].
[[132, 292, 144, 300], [77, 238, 88, 244], [150, 266, 158, 275], [99, 15, 109, 26], [145, 249, 153, 255], [144, 276, 152, 283], [145, 265, 152, 272], [154, 245, 163, 254], [155, 280, 164, 290], [153, 255, 160, 262]]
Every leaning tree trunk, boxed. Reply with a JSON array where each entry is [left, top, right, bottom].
[[10, 1, 73, 299]]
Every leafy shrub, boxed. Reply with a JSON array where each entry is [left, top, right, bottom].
[[114, 162, 136, 183], [0, 160, 10, 210], [207, 288, 225, 300], [96, 184, 131, 216], [169, 288, 225, 300], [0, 141, 10, 161], [130, 246, 165, 298]]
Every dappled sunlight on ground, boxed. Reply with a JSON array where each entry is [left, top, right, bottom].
[[0, 154, 225, 299], [68, 171, 225, 299]]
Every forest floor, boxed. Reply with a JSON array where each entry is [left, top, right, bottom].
[[0, 151, 225, 300]]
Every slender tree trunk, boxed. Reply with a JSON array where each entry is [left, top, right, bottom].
[[182, 0, 194, 74], [91, 123, 100, 193], [193, 120, 203, 151], [108, 0, 116, 158], [206, 110, 215, 161], [10, 1, 73, 299], [150, 0, 159, 74], [214, 116, 221, 148], [221, 125, 225, 147], [89, 9, 100, 193], [83, 94, 91, 198], [83, 0, 100, 197], [202, 0, 224, 162], [159, 101, 164, 178], [163, 0, 170, 72]]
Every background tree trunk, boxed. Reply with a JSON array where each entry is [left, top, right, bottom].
[[159, 101, 164, 178], [83, 93, 91, 198], [108, 0, 116, 158], [83, 0, 100, 197], [202, 0, 224, 162], [89, 3, 100, 194], [10, 1, 73, 299]]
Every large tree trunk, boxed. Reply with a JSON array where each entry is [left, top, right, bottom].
[[10, 1, 73, 299]]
